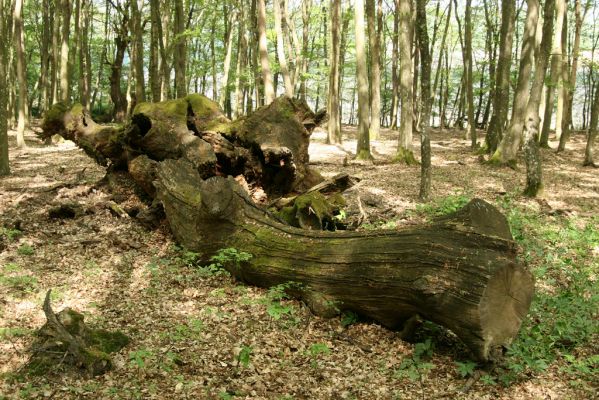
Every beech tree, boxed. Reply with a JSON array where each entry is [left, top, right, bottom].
[[416, 0, 432, 200], [354, 0, 372, 160], [0, 0, 8, 175]]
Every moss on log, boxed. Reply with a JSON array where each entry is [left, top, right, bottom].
[[154, 158, 534, 362]]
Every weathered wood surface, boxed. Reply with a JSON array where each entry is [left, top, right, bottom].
[[155, 158, 534, 361], [42, 95, 324, 197]]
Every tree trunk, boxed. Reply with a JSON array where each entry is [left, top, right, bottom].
[[274, 0, 293, 98], [464, 0, 476, 148], [149, 0, 161, 102], [219, 10, 237, 109], [174, 0, 187, 98], [131, 0, 145, 105], [540, 0, 565, 147], [60, 0, 72, 102], [14, 0, 27, 148], [257, 0, 275, 105], [584, 80, 599, 167], [523, 0, 554, 197], [416, 0, 432, 201], [299, 0, 311, 100], [354, 0, 372, 160], [366, 0, 381, 140], [554, 10, 567, 144], [491, 0, 539, 166], [395, 0, 415, 164], [154, 159, 534, 362], [390, 5, 399, 129], [486, 0, 515, 154], [558, 0, 586, 152], [40, 0, 51, 113], [109, 10, 129, 122], [327, 0, 342, 144], [0, 0, 8, 175]]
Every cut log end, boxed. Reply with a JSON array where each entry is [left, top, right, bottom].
[[478, 262, 534, 360]]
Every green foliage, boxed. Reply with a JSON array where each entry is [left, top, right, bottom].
[[394, 339, 435, 382], [0, 327, 31, 340], [492, 197, 599, 386], [415, 193, 471, 218], [0, 227, 21, 241], [262, 282, 301, 321], [129, 348, 154, 369], [17, 244, 34, 256], [238, 345, 253, 368], [0, 274, 38, 292], [170, 318, 204, 342], [200, 248, 252, 277], [340, 311, 359, 327], [308, 343, 330, 357], [454, 361, 477, 378]]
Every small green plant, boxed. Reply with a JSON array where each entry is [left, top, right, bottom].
[[129, 348, 154, 369], [171, 318, 203, 341], [0, 227, 21, 241], [308, 343, 330, 357], [455, 360, 477, 378], [17, 244, 34, 256], [263, 282, 301, 321], [237, 345, 253, 368], [341, 311, 359, 327], [0, 274, 38, 292], [394, 339, 435, 382], [200, 248, 252, 277]]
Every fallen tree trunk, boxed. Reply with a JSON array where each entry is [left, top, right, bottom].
[[42, 95, 324, 198], [155, 159, 534, 362]]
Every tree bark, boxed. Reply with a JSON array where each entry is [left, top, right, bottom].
[[14, 0, 28, 148], [327, 0, 342, 144], [154, 159, 534, 362], [131, 0, 145, 105], [523, 0, 554, 197], [491, 0, 538, 166], [486, 0, 515, 154], [416, 0, 432, 200], [464, 0, 476, 148], [354, 0, 372, 160], [540, 0, 565, 147], [299, 0, 311, 100], [60, 0, 72, 102], [366, 0, 381, 140], [273, 0, 293, 98], [174, 0, 187, 98], [584, 80, 599, 167], [395, 0, 416, 164], [258, 0, 275, 105], [0, 0, 8, 175], [149, 0, 161, 102], [219, 10, 237, 109]]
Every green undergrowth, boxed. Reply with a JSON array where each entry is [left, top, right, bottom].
[[492, 195, 598, 389], [414, 192, 472, 219]]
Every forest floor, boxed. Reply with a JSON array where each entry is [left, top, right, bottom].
[[0, 124, 597, 399]]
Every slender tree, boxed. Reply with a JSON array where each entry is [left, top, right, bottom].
[[131, 0, 145, 105], [174, 0, 187, 97], [540, 0, 566, 147], [523, 0, 553, 196], [257, 0, 274, 104], [366, 0, 381, 140], [327, 0, 342, 144], [219, 9, 237, 108], [274, 0, 293, 97], [486, 0, 516, 153], [14, 0, 27, 148], [395, 0, 416, 164], [355, 0, 372, 160], [584, 80, 599, 167], [60, 0, 72, 102], [0, 0, 9, 175], [416, 0, 432, 200], [464, 0, 476, 148]]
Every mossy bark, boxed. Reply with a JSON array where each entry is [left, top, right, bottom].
[[42, 95, 323, 198], [155, 159, 534, 362]]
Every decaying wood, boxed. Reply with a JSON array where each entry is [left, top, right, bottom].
[[155, 159, 534, 362], [33, 290, 129, 376], [42, 95, 325, 198]]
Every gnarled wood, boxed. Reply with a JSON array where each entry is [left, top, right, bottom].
[[155, 159, 534, 361]]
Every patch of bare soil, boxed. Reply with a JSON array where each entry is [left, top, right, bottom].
[[0, 125, 596, 399]]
